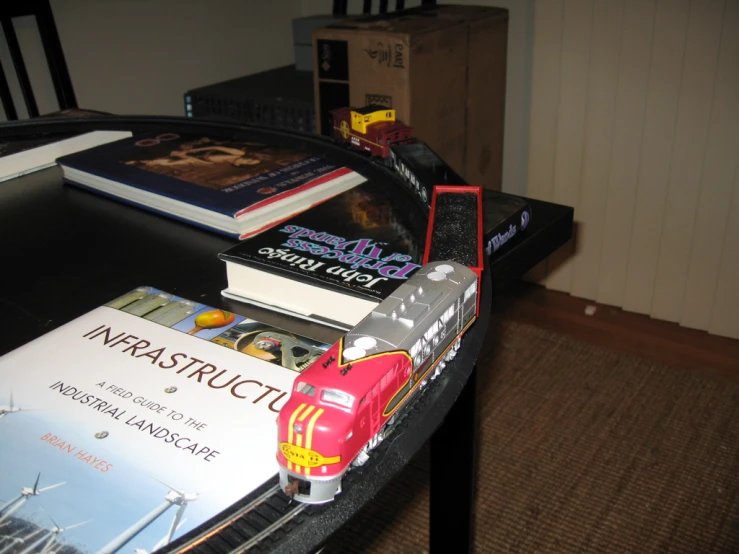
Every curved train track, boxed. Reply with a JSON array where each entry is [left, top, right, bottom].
[[172, 482, 309, 554], [0, 116, 490, 554], [162, 369, 449, 554]]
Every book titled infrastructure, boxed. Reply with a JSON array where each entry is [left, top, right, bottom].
[[0, 287, 327, 553]]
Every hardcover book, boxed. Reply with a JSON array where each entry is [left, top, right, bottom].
[[482, 189, 531, 258], [56, 133, 366, 239], [219, 177, 428, 330], [0, 287, 328, 553], [0, 130, 132, 183]]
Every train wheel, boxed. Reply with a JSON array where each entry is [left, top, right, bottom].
[[352, 445, 370, 467], [445, 339, 461, 362], [431, 361, 446, 380], [381, 410, 400, 439], [370, 432, 383, 449]]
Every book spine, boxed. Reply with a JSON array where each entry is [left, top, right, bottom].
[[389, 141, 532, 261], [388, 146, 434, 213], [389, 142, 467, 213], [484, 201, 532, 259]]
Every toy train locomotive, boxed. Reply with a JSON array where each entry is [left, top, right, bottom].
[[276, 186, 484, 504], [330, 105, 414, 160], [277, 261, 478, 503]]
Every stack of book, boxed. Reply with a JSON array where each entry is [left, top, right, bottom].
[[218, 142, 532, 330], [220, 177, 428, 330]]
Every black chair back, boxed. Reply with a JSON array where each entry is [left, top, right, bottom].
[[332, 0, 436, 15], [0, 0, 76, 120]]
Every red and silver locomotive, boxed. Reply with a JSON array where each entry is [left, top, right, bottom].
[[276, 260, 478, 504], [330, 105, 414, 159]]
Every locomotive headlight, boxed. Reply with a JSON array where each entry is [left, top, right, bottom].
[[293, 422, 304, 434]]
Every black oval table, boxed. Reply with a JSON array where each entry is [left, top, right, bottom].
[[0, 116, 573, 554]]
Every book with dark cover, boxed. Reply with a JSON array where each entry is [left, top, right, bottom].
[[390, 141, 468, 209], [390, 141, 532, 258], [482, 189, 531, 258], [219, 177, 428, 330], [57, 133, 365, 239]]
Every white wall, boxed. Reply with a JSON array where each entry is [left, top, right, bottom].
[[47, 0, 302, 116]]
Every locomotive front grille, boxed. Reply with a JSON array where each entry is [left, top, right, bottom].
[[279, 467, 343, 504], [285, 476, 311, 497]]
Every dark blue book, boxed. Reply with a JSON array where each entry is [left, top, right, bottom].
[[57, 133, 365, 239]]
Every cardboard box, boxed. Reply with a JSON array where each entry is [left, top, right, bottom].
[[312, 5, 508, 190]]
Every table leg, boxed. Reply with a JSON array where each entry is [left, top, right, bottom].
[[429, 366, 478, 553]]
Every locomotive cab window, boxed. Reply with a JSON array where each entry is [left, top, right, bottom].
[[321, 389, 354, 409], [295, 381, 316, 396]]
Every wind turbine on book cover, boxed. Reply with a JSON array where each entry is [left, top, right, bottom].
[[98, 479, 198, 554], [0, 393, 40, 419], [0, 474, 65, 524]]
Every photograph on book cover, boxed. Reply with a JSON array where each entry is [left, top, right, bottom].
[[121, 135, 311, 191], [0, 287, 328, 554]]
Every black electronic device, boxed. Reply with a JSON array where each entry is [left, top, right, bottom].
[[184, 65, 315, 133]]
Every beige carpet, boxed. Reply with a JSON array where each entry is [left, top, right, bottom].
[[322, 320, 739, 553]]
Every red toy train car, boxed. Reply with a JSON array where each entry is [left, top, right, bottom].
[[330, 105, 414, 159]]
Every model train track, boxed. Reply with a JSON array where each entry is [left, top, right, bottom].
[[174, 481, 309, 554], [167, 384, 436, 554], [157, 351, 464, 554]]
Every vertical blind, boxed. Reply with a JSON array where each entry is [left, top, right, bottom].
[[526, 0, 739, 339]]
